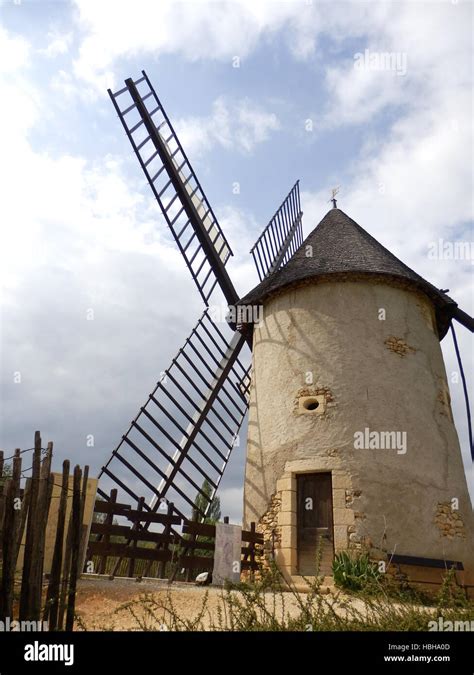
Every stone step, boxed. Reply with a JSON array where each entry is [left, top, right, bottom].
[[283, 575, 336, 595]]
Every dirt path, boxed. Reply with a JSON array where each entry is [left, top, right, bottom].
[[74, 575, 394, 631], [75, 576, 245, 630]]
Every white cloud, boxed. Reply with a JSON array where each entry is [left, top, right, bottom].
[[50, 68, 77, 98], [0, 25, 30, 73], [175, 97, 280, 157], [71, 0, 325, 91], [38, 31, 73, 58], [323, 62, 410, 128], [0, 25, 197, 315], [217, 204, 262, 295], [316, 1, 471, 129], [0, 26, 185, 291]]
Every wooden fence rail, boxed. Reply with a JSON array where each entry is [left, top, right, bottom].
[[87, 492, 264, 583]]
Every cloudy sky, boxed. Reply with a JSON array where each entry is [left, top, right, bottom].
[[0, 0, 472, 521]]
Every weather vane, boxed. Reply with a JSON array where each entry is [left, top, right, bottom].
[[329, 186, 340, 208]]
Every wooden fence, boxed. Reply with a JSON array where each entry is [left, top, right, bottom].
[[0, 431, 89, 631], [87, 490, 181, 579], [87, 491, 264, 582]]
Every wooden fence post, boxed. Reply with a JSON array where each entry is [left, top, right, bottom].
[[185, 508, 198, 582], [127, 496, 144, 578], [65, 465, 82, 631], [157, 501, 173, 579], [58, 506, 73, 627], [77, 465, 89, 574], [0, 449, 22, 620], [31, 442, 53, 620], [44, 459, 70, 630], [11, 450, 23, 576], [99, 489, 117, 576], [19, 431, 42, 621], [15, 478, 31, 566], [0, 450, 4, 537]]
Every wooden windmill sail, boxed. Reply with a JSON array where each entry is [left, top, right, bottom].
[[99, 69, 473, 536], [98, 71, 303, 520]]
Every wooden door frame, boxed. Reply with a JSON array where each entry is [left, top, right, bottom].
[[275, 463, 353, 580]]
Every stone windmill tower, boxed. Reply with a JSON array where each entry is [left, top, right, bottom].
[[103, 70, 473, 592], [238, 205, 474, 590]]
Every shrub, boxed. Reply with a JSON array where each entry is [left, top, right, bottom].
[[333, 551, 381, 591]]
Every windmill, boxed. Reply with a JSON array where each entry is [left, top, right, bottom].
[[99, 71, 473, 585]]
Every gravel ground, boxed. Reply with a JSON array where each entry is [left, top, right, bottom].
[[75, 576, 234, 630], [74, 574, 398, 631]]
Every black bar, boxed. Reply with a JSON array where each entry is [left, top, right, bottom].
[[130, 118, 145, 133], [136, 135, 151, 151], [140, 407, 184, 455], [390, 553, 464, 570], [169, 205, 186, 227], [187, 338, 245, 417], [161, 377, 228, 464], [184, 233, 199, 257], [132, 420, 175, 465], [148, 104, 160, 117], [146, 396, 221, 480], [101, 466, 142, 507], [157, 177, 173, 199], [158, 333, 246, 499], [121, 101, 136, 116], [453, 306, 474, 332], [121, 435, 169, 483], [144, 149, 159, 167], [176, 218, 191, 239], [142, 70, 234, 258], [111, 83, 128, 97], [150, 163, 167, 182]]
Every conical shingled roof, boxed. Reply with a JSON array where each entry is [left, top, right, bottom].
[[238, 208, 456, 339]]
